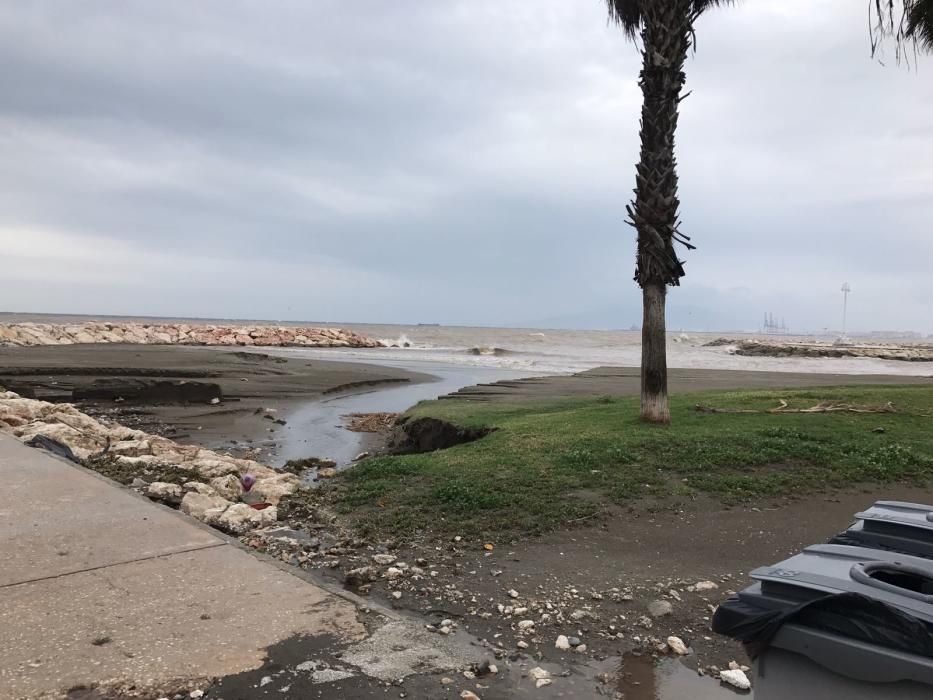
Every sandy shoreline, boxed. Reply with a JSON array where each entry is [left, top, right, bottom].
[[3, 344, 931, 467], [0, 344, 434, 465]]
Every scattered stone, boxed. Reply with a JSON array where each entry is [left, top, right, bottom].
[[354, 452, 370, 461], [516, 641, 529, 649], [567, 636, 582, 647], [648, 600, 673, 618], [694, 581, 719, 592], [508, 589, 520, 599], [720, 669, 751, 690], [637, 616, 653, 629], [345, 566, 377, 587], [372, 554, 396, 565], [529, 667, 552, 688], [461, 692, 481, 700], [555, 635, 570, 651], [517, 620, 535, 631], [667, 636, 689, 656], [317, 467, 338, 478]]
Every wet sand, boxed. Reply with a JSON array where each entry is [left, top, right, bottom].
[[441, 365, 933, 402], [0, 344, 434, 462]]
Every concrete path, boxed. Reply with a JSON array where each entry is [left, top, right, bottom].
[[0, 435, 366, 700]]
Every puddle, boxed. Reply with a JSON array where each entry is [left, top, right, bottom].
[[617, 654, 751, 699]]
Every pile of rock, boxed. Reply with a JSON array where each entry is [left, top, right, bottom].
[[704, 337, 933, 362], [0, 322, 383, 348], [0, 389, 301, 534]]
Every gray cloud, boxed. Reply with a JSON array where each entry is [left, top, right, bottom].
[[1, 0, 931, 333]]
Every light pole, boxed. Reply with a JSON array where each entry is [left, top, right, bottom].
[[840, 282, 851, 340]]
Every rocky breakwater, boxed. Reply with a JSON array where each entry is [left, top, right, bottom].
[[705, 338, 933, 362], [0, 322, 383, 348], [0, 389, 303, 534]]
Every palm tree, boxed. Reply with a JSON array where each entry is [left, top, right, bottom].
[[872, 1, 933, 57], [604, 0, 733, 424]]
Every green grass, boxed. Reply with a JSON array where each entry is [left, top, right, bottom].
[[330, 386, 933, 540]]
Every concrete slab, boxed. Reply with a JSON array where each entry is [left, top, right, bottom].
[[0, 546, 365, 699], [0, 436, 219, 587], [0, 435, 366, 699]]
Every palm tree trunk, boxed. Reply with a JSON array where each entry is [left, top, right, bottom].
[[641, 282, 669, 423], [629, 0, 692, 424]]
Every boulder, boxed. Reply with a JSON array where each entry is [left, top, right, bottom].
[[111, 439, 152, 457], [217, 503, 277, 534], [183, 481, 219, 496], [180, 491, 232, 522], [146, 482, 183, 505], [211, 474, 244, 501], [250, 475, 299, 505]]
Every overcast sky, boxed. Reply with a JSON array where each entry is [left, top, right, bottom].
[[2, 1, 931, 332]]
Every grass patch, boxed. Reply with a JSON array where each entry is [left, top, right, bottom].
[[332, 386, 933, 540]]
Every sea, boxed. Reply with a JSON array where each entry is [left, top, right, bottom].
[[285, 323, 933, 378], [3, 313, 931, 377]]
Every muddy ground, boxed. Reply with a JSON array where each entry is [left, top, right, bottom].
[[0, 344, 431, 464]]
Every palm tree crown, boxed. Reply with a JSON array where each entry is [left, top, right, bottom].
[[605, 0, 734, 39]]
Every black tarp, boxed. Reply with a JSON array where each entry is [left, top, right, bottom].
[[712, 592, 933, 660]]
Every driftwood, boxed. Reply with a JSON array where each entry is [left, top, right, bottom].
[[695, 400, 897, 415]]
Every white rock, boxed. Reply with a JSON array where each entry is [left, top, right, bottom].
[[667, 636, 689, 656], [529, 667, 550, 682], [517, 620, 535, 631], [516, 641, 528, 649], [720, 669, 751, 690], [180, 491, 233, 522], [249, 475, 298, 505], [217, 503, 277, 534], [145, 482, 182, 504], [189, 691, 203, 699], [460, 692, 481, 700], [385, 567, 403, 580], [372, 553, 396, 565], [183, 481, 218, 496], [210, 474, 244, 501], [508, 589, 520, 599], [536, 679, 552, 689], [111, 439, 152, 457], [695, 580, 719, 592], [555, 635, 570, 651]]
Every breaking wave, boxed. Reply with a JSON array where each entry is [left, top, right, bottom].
[[467, 346, 512, 356]]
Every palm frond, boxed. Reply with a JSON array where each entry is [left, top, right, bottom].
[[905, 0, 933, 51], [872, 0, 933, 59], [604, 0, 735, 39]]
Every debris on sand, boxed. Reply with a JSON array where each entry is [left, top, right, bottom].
[[343, 412, 399, 433]]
